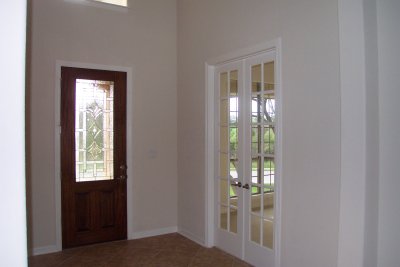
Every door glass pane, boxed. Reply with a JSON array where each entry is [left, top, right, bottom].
[[264, 157, 275, 192], [263, 192, 274, 221], [263, 62, 275, 91], [219, 69, 240, 235], [263, 126, 275, 154], [230, 70, 238, 96], [251, 158, 261, 184], [249, 60, 276, 250], [75, 79, 114, 182], [251, 126, 261, 155], [230, 160, 238, 198], [220, 179, 229, 205], [230, 207, 238, 234], [251, 64, 262, 93], [220, 72, 228, 97], [220, 99, 229, 125], [219, 153, 229, 178], [251, 95, 262, 123], [262, 61, 275, 250], [263, 219, 273, 249], [250, 215, 261, 244], [230, 127, 238, 157], [220, 205, 228, 230], [263, 92, 275, 123], [220, 126, 228, 152], [264, 158, 274, 192], [251, 187, 261, 215]]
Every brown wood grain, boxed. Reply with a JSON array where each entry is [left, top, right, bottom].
[[61, 67, 127, 248]]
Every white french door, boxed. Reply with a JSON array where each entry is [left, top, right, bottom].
[[214, 50, 280, 267]]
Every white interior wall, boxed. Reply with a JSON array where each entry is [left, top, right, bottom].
[[0, 1, 27, 266], [28, 0, 178, 252], [25, 0, 400, 265], [377, 1, 400, 266], [337, 0, 368, 266], [177, 1, 341, 266], [336, 1, 381, 266]]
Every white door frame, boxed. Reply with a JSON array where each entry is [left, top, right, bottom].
[[54, 60, 134, 251], [205, 38, 282, 267]]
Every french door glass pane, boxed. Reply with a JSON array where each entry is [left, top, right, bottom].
[[219, 70, 239, 234], [75, 79, 114, 182], [251, 187, 261, 215], [251, 126, 261, 154], [251, 64, 262, 93], [263, 92, 275, 123], [263, 126, 275, 154], [220, 99, 229, 125], [263, 219, 273, 249], [251, 96, 262, 123], [220, 205, 228, 230], [249, 60, 275, 249], [264, 158, 274, 192], [220, 72, 228, 97], [220, 179, 229, 205], [219, 152, 229, 178], [230, 70, 238, 96], [230, 207, 238, 234], [251, 158, 261, 184], [251, 215, 261, 244], [263, 62, 275, 91], [263, 193, 274, 220]]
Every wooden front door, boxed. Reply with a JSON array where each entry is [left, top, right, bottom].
[[61, 67, 127, 248]]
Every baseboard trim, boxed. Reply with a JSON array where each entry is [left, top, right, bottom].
[[178, 227, 206, 247], [31, 245, 60, 256], [131, 226, 178, 239]]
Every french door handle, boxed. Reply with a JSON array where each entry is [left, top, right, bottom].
[[242, 183, 250, 190], [231, 181, 242, 188]]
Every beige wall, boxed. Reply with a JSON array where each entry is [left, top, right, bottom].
[[177, 1, 341, 267], [377, 1, 400, 266], [28, 0, 178, 250]]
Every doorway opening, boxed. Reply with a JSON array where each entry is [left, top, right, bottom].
[[54, 62, 134, 251], [205, 40, 282, 267]]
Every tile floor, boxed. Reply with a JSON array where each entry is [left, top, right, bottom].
[[29, 233, 252, 267]]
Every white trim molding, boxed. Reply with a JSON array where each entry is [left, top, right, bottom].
[[64, 0, 129, 13], [131, 227, 178, 239], [31, 245, 59, 256]]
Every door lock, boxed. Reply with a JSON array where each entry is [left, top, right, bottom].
[[242, 183, 250, 190]]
